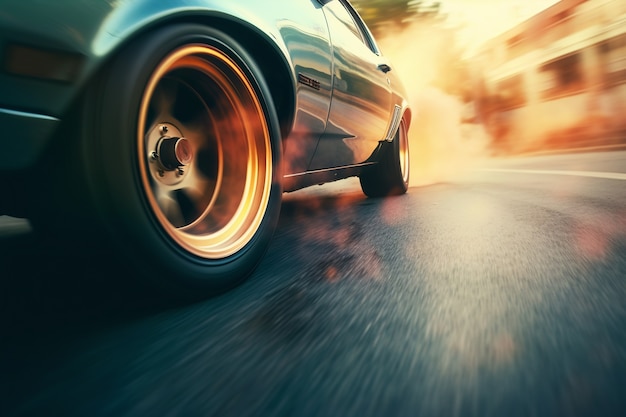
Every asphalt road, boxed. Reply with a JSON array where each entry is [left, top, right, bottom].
[[2, 150, 625, 417]]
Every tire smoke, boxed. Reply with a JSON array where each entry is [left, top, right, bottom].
[[378, 27, 491, 187]]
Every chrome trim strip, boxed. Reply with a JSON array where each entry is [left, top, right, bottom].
[[283, 161, 377, 178], [384, 104, 402, 142], [0, 108, 59, 121]]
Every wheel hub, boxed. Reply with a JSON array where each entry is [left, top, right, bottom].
[[146, 123, 193, 185]]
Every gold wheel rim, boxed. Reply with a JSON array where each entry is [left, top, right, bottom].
[[137, 45, 273, 259], [399, 120, 409, 184]]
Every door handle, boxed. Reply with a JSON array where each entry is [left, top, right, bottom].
[[377, 63, 392, 73]]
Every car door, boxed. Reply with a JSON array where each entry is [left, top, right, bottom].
[[309, 0, 393, 170], [277, 2, 334, 176]]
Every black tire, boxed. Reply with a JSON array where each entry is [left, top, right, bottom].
[[359, 119, 409, 197], [31, 25, 283, 299]]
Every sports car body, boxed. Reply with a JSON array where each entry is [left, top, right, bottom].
[[0, 0, 411, 298]]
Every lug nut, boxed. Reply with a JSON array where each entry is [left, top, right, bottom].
[[160, 125, 168, 134], [177, 167, 185, 176], [150, 151, 158, 161]]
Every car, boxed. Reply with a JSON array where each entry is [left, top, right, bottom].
[[0, 0, 411, 298]]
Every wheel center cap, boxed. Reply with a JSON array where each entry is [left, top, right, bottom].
[[158, 137, 193, 170], [175, 138, 193, 166]]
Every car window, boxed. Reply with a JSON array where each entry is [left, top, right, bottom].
[[339, 0, 379, 54], [327, 0, 366, 45], [336, 0, 381, 55]]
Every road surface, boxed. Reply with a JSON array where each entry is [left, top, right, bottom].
[[2, 150, 625, 417]]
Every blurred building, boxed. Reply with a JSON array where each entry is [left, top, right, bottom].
[[472, 0, 626, 153]]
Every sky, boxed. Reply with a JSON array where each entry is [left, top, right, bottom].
[[439, 0, 561, 51]]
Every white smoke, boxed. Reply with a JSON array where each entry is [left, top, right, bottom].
[[378, 25, 491, 186]]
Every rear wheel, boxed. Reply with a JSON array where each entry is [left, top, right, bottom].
[[31, 25, 283, 298], [360, 119, 409, 197]]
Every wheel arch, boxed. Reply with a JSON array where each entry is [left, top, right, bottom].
[[203, 17, 297, 142], [402, 107, 412, 131], [84, 10, 297, 143]]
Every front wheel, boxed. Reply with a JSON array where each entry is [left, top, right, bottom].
[[35, 25, 283, 299], [360, 119, 410, 197]]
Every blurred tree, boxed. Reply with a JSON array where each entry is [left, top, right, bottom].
[[351, 0, 442, 38]]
